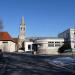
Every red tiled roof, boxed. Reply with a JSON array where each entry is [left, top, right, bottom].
[[0, 32, 15, 43]]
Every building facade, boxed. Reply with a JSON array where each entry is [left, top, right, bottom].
[[33, 37, 64, 54], [58, 28, 75, 51], [0, 32, 16, 52], [0, 16, 75, 54], [17, 17, 75, 54], [25, 41, 33, 52]]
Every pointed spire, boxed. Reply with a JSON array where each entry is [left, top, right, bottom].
[[21, 16, 25, 25]]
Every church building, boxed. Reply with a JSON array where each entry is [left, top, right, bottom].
[[18, 16, 26, 52], [0, 16, 75, 55]]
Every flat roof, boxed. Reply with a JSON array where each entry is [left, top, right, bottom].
[[25, 37, 64, 41]]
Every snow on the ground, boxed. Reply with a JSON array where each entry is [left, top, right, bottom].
[[0, 53, 75, 75]]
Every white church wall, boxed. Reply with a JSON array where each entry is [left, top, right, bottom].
[[0, 41, 16, 52], [8, 41, 16, 52]]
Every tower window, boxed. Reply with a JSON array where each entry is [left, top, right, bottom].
[[21, 27, 25, 31], [24, 28, 25, 30], [21, 27, 22, 30]]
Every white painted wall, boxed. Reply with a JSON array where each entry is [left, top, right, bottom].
[[35, 38, 64, 54], [25, 41, 33, 52], [0, 41, 16, 52], [8, 41, 16, 52], [70, 29, 75, 50], [0, 41, 3, 50]]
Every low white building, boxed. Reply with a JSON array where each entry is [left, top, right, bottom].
[[0, 32, 16, 52], [25, 38, 33, 52], [34, 37, 64, 54]]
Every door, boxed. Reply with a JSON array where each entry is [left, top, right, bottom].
[[3, 42, 8, 52]]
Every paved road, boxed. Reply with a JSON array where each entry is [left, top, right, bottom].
[[0, 53, 75, 75]]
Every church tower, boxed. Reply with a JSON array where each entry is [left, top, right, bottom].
[[18, 16, 26, 51]]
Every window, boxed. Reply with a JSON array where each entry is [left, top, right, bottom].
[[55, 42, 60, 47], [48, 44, 54, 47], [28, 45, 31, 50], [24, 27, 25, 30], [55, 42, 60, 43], [49, 42, 54, 43], [66, 33, 69, 38], [21, 27, 22, 30], [55, 44, 60, 47], [48, 42, 54, 47], [3, 42, 8, 43]]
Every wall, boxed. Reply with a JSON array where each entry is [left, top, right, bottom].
[[25, 41, 33, 52], [8, 41, 16, 52], [0, 41, 16, 52], [35, 38, 64, 54], [70, 29, 75, 50], [0, 41, 3, 50], [58, 28, 75, 50]]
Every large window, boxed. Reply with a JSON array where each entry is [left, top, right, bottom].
[[48, 42, 54, 47], [55, 42, 60, 47], [55, 44, 60, 47]]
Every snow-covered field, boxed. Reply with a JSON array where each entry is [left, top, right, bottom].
[[0, 53, 75, 75]]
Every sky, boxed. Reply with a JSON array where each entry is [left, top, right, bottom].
[[0, 0, 75, 37]]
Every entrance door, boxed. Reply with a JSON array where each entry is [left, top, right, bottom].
[[3, 42, 8, 52]]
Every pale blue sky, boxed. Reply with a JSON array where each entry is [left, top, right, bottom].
[[0, 0, 75, 37]]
